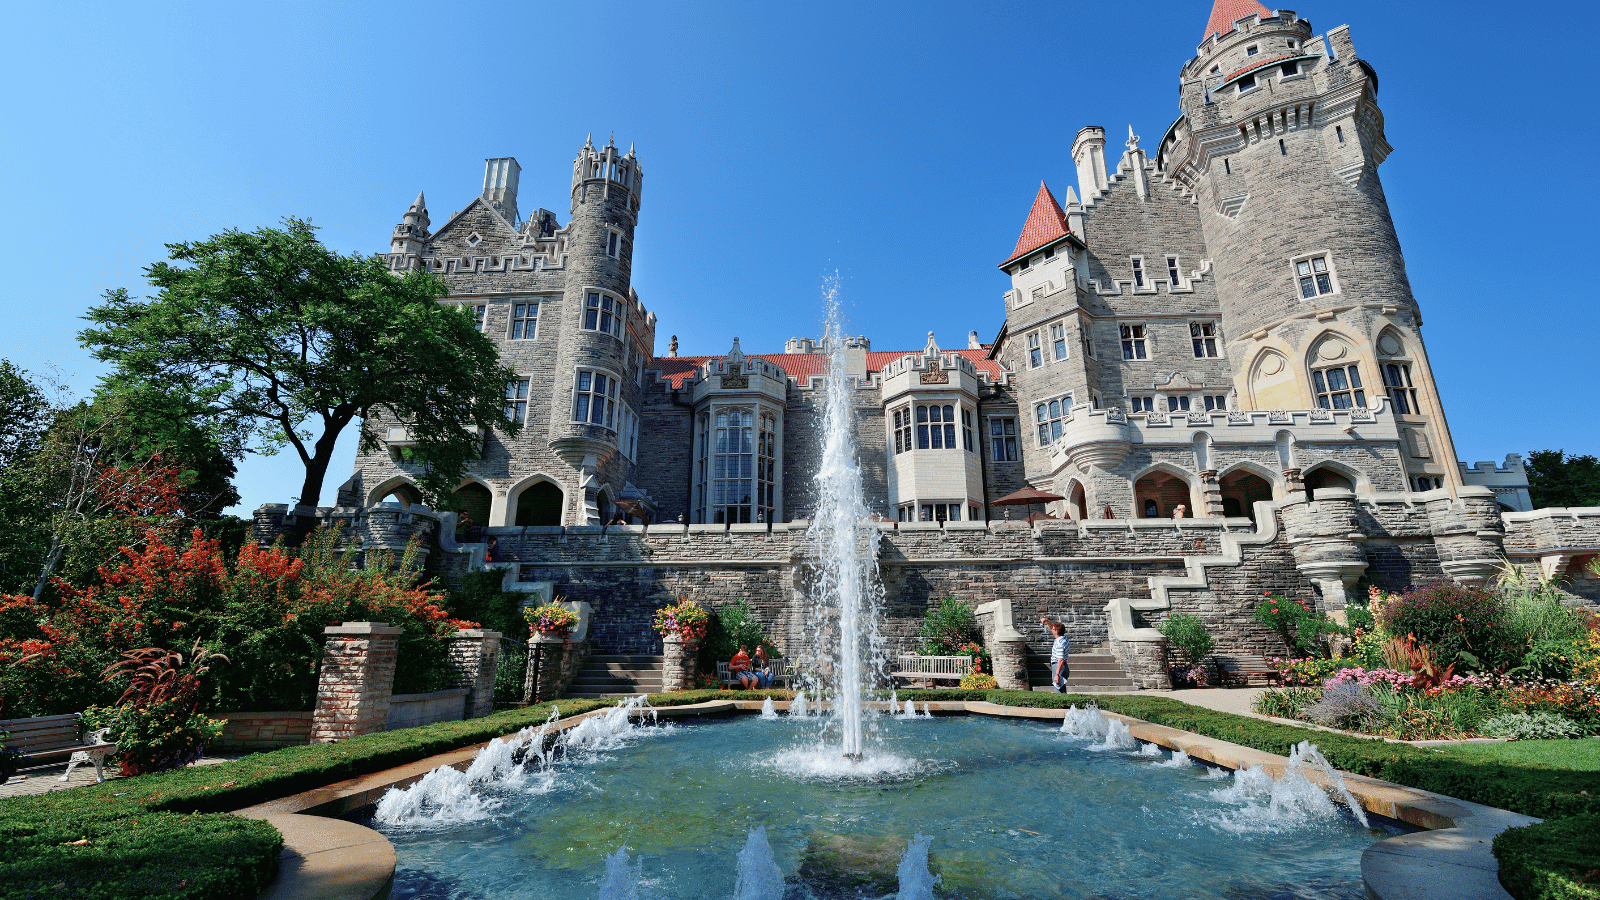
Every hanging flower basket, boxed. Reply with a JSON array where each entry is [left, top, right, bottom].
[[653, 598, 709, 649]]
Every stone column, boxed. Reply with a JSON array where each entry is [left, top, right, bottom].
[[448, 629, 502, 719], [310, 622, 401, 743], [661, 635, 697, 692], [990, 639, 1029, 691], [1198, 469, 1224, 518], [1282, 488, 1368, 617], [1425, 487, 1507, 584]]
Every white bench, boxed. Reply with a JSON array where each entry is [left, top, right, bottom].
[[1, 713, 118, 782], [891, 655, 973, 685]]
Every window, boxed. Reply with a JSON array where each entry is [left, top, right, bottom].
[[1166, 396, 1191, 413], [503, 378, 529, 423], [892, 406, 913, 454], [1051, 323, 1067, 360], [1384, 363, 1420, 415], [1246, 44, 1258, 56], [921, 502, 962, 522], [1281, 61, 1298, 77], [1044, 246, 1055, 260], [1312, 363, 1365, 409], [1238, 73, 1257, 92], [1203, 394, 1227, 411], [917, 404, 956, 450], [1129, 396, 1154, 412], [468, 303, 487, 332], [572, 369, 618, 426], [990, 418, 1018, 462], [1296, 256, 1335, 298], [757, 414, 777, 522], [1279, 138, 1287, 156], [1336, 125, 1345, 143], [622, 406, 640, 460], [605, 230, 621, 259], [961, 408, 975, 452], [583, 291, 624, 337], [1035, 395, 1071, 445], [1131, 258, 1145, 288], [1224, 158, 1231, 175], [1167, 256, 1180, 287], [1082, 330, 1095, 357], [703, 409, 771, 524], [1413, 476, 1443, 492], [1028, 332, 1043, 368], [1120, 324, 1147, 359], [510, 302, 537, 339], [1191, 321, 1219, 357]]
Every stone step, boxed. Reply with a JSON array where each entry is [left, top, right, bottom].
[[583, 662, 665, 674], [587, 655, 665, 664]]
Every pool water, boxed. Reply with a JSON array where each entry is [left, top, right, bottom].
[[370, 712, 1407, 900]]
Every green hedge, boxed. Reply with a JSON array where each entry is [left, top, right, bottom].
[[1494, 815, 1600, 900]]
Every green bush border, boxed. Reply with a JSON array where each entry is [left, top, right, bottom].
[[1494, 814, 1600, 900], [6, 688, 1597, 900]]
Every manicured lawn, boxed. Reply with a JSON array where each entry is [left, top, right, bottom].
[[1436, 738, 1600, 771]]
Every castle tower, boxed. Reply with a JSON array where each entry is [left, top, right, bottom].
[[547, 134, 645, 479], [482, 157, 521, 225], [1161, 1, 1462, 490], [390, 190, 430, 255]]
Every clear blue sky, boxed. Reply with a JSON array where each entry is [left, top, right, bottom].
[[2, 1, 1594, 515]]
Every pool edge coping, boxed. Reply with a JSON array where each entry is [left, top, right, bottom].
[[238, 698, 1536, 900]]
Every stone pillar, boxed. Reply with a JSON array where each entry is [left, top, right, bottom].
[[448, 629, 501, 719], [1282, 487, 1368, 617], [1426, 486, 1507, 584], [527, 636, 590, 703], [1198, 469, 1224, 518], [661, 635, 697, 692], [310, 622, 401, 743], [991, 639, 1029, 691], [1108, 636, 1172, 691], [1282, 468, 1304, 494]]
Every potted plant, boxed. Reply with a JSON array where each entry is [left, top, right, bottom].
[[523, 600, 580, 640], [653, 598, 710, 648]]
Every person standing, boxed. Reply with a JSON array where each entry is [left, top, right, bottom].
[[1042, 617, 1070, 692]]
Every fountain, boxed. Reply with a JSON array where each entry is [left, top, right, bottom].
[[804, 280, 886, 761]]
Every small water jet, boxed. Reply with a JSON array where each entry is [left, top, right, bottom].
[[731, 827, 784, 900], [597, 845, 641, 900], [759, 697, 777, 719], [894, 832, 941, 900]]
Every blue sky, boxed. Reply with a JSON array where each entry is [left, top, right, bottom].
[[1, 1, 1595, 514]]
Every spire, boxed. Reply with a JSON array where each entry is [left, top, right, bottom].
[[627, 142, 636, 158], [585, 132, 594, 149], [1204, 0, 1273, 40], [408, 190, 426, 214], [1126, 124, 1140, 152], [1000, 181, 1071, 267], [1064, 185, 1080, 205]]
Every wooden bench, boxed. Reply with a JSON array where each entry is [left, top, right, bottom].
[[1213, 655, 1283, 688], [1, 713, 118, 782], [890, 655, 973, 686], [716, 659, 793, 689]]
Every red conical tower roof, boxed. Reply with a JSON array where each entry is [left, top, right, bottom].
[[1205, 0, 1272, 39], [1000, 181, 1071, 267]]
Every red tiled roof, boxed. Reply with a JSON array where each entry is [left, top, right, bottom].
[[1224, 54, 1291, 82], [648, 348, 1006, 389], [1205, 0, 1272, 40], [1000, 181, 1071, 268]]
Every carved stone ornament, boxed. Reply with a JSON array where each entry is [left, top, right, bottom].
[[1106, 407, 1127, 424], [720, 372, 749, 389], [1268, 409, 1292, 424], [1351, 405, 1376, 423], [1146, 411, 1169, 425], [1308, 407, 1334, 423], [919, 356, 949, 384], [1228, 410, 1251, 425], [1187, 411, 1211, 425]]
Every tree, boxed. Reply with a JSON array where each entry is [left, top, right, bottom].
[[0, 359, 50, 472], [80, 218, 517, 510], [1525, 450, 1600, 510]]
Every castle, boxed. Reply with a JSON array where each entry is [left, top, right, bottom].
[[273, 1, 1594, 684]]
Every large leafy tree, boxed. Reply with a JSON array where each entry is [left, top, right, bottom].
[[80, 218, 517, 510], [1526, 450, 1600, 509]]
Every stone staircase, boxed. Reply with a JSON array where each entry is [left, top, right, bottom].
[[1025, 645, 1136, 691], [563, 654, 664, 700]]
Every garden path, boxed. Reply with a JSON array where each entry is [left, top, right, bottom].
[[0, 753, 242, 801]]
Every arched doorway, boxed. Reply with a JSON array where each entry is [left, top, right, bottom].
[[376, 482, 423, 508], [515, 481, 563, 526], [452, 482, 493, 531], [1134, 470, 1192, 518], [595, 489, 613, 525], [1303, 467, 1354, 501], [1220, 469, 1273, 522], [1067, 481, 1087, 520]]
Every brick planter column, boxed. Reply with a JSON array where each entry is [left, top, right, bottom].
[[661, 635, 697, 692], [310, 622, 401, 743], [448, 629, 502, 719]]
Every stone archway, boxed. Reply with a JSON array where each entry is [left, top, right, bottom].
[[1134, 469, 1194, 518], [1303, 466, 1355, 501], [1220, 469, 1273, 521], [515, 481, 564, 526], [452, 481, 493, 531]]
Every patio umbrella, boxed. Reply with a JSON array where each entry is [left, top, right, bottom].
[[992, 485, 1066, 520]]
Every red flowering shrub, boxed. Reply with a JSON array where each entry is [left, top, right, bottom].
[[1377, 580, 1517, 672], [0, 525, 475, 716]]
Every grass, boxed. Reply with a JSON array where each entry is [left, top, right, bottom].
[[1435, 738, 1600, 771]]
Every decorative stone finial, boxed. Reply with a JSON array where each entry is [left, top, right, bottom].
[[668, 335, 678, 357], [1126, 124, 1140, 152]]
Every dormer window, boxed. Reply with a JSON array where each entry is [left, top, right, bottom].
[[1246, 45, 1258, 56], [1238, 74, 1257, 93], [1287, 39, 1297, 49]]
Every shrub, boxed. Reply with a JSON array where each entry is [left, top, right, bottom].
[[1495, 814, 1600, 900], [1159, 613, 1214, 667], [1572, 631, 1600, 688], [699, 600, 773, 671], [494, 644, 527, 705], [1481, 712, 1587, 741], [447, 568, 528, 638], [1504, 680, 1600, 732], [1253, 686, 1321, 719], [918, 597, 983, 656], [1304, 680, 1388, 730], [1375, 686, 1500, 740], [1500, 564, 1589, 650], [1377, 580, 1517, 672], [1254, 592, 1339, 658], [1274, 655, 1348, 686], [1518, 637, 1581, 682], [959, 673, 998, 689]]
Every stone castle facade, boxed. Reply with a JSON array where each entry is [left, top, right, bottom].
[[263, 2, 1596, 683]]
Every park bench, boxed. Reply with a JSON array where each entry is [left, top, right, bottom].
[[716, 658, 793, 689], [890, 655, 973, 686], [1214, 655, 1283, 688], [0, 713, 118, 782]]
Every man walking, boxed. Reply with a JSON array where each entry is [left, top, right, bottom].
[[1042, 617, 1070, 692]]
